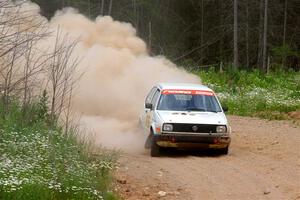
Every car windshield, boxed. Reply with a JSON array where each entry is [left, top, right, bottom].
[[157, 93, 222, 112]]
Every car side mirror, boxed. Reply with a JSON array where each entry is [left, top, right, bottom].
[[222, 106, 228, 112], [145, 103, 153, 110]]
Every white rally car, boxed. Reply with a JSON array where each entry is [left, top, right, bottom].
[[140, 83, 231, 157]]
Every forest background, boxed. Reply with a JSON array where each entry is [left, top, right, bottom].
[[33, 0, 300, 71]]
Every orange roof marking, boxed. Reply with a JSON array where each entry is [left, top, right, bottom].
[[161, 89, 214, 96]]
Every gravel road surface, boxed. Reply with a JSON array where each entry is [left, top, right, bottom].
[[115, 116, 300, 200]]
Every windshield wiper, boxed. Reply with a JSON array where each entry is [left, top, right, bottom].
[[205, 110, 219, 113], [187, 107, 219, 113], [186, 107, 206, 112]]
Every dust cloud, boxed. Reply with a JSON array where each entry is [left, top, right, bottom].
[[5, 1, 201, 152]]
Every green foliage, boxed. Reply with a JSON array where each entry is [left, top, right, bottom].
[[37, 90, 49, 121], [0, 101, 119, 200], [272, 45, 298, 57], [198, 68, 300, 120]]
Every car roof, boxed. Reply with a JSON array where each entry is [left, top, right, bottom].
[[157, 83, 213, 92]]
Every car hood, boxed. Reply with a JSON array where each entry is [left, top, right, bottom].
[[156, 110, 227, 125]]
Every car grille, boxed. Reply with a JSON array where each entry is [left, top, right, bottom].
[[167, 123, 219, 133]]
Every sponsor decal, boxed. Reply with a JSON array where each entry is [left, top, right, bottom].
[[192, 125, 198, 132], [162, 89, 214, 96]]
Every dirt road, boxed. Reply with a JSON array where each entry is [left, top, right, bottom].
[[115, 116, 300, 200]]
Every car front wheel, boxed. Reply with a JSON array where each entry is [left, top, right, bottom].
[[144, 133, 152, 149]]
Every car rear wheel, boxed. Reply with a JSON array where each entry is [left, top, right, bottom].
[[151, 139, 160, 157]]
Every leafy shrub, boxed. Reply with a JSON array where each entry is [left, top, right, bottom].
[[198, 69, 300, 119], [0, 101, 119, 200]]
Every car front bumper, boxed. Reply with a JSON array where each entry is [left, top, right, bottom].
[[154, 133, 231, 149]]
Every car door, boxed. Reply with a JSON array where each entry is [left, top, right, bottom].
[[146, 89, 161, 131], [141, 87, 157, 130]]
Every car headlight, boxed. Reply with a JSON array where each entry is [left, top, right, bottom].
[[163, 124, 173, 131], [216, 125, 227, 133]]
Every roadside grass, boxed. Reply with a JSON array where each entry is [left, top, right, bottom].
[[0, 100, 119, 200], [197, 69, 300, 120]]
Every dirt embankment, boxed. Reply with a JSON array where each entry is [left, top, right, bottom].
[[115, 116, 300, 200]]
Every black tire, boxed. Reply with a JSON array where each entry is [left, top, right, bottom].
[[150, 139, 160, 157], [218, 146, 229, 155], [144, 133, 152, 149]]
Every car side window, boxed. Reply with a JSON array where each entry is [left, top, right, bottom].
[[145, 87, 157, 105], [151, 89, 161, 108]]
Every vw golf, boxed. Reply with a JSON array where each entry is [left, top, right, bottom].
[[140, 83, 231, 157]]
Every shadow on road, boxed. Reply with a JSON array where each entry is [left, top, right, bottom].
[[158, 148, 226, 158]]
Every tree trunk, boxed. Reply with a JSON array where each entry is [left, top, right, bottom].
[[148, 21, 152, 52], [282, 0, 288, 67], [262, 0, 268, 72], [108, 0, 113, 16], [132, 0, 139, 32], [283, 0, 288, 46], [100, 0, 104, 15], [233, 0, 238, 69], [257, 0, 264, 68], [88, 0, 91, 18], [245, 0, 249, 68], [200, 0, 204, 64], [219, 0, 224, 65]]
